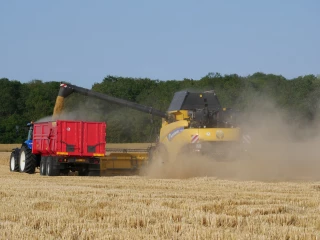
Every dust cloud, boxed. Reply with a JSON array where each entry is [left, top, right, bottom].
[[37, 94, 108, 123], [145, 95, 320, 181]]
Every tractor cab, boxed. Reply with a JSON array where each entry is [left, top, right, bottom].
[[25, 122, 34, 149]]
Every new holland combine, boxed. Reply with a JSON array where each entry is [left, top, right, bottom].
[[53, 83, 246, 175]]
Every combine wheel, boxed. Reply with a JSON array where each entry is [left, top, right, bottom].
[[9, 149, 19, 172], [40, 157, 47, 176], [149, 144, 168, 166], [46, 157, 60, 176], [19, 145, 36, 174]]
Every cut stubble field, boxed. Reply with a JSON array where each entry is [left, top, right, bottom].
[[0, 152, 320, 239]]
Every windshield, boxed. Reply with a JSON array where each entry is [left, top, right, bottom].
[[27, 126, 33, 140]]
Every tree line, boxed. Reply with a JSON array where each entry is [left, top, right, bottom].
[[0, 72, 319, 143]]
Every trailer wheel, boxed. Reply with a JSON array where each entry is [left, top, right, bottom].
[[88, 171, 100, 176], [19, 145, 36, 174], [60, 169, 69, 176], [9, 149, 19, 172], [78, 168, 88, 176], [46, 157, 60, 176], [40, 157, 47, 176]]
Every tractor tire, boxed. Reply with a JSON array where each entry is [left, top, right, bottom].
[[40, 157, 47, 176], [46, 157, 60, 176], [9, 149, 19, 172], [19, 145, 36, 174]]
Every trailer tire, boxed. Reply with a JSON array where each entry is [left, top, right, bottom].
[[40, 157, 47, 176], [9, 149, 19, 172], [46, 157, 60, 176], [88, 171, 100, 176], [78, 168, 88, 176], [19, 145, 36, 174], [60, 169, 69, 176]]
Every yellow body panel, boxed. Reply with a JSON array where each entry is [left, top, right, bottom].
[[100, 152, 148, 171], [157, 119, 240, 161]]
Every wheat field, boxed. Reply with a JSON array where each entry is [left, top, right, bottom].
[[0, 144, 20, 152], [0, 151, 320, 239]]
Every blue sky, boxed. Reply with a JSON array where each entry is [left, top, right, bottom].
[[1, 0, 319, 88]]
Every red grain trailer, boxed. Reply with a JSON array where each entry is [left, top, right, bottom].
[[10, 120, 106, 176]]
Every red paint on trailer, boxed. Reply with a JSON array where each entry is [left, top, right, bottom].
[[31, 120, 106, 157]]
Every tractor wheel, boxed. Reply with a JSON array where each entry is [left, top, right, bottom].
[[9, 150, 19, 172], [40, 157, 47, 176], [19, 145, 36, 174], [46, 157, 60, 176]]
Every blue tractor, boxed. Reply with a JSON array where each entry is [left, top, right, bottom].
[[9, 122, 39, 174]]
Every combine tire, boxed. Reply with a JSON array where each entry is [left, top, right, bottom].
[[9, 149, 19, 172], [46, 157, 60, 176], [40, 157, 47, 176], [19, 145, 36, 174], [149, 144, 168, 166]]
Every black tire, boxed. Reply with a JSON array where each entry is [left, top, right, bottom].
[[9, 149, 19, 172], [60, 169, 69, 176], [78, 168, 88, 176], [88, 170, 100, 176], [19, 145, 36, 174], [149, 144, 168, 166], [46, 157, 60, 176], [40, 157, 47, 176]]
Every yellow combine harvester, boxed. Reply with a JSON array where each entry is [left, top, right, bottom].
[[53, 83, 245, 175]]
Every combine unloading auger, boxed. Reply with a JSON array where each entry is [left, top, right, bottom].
[[53, 83, 166, 119]]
